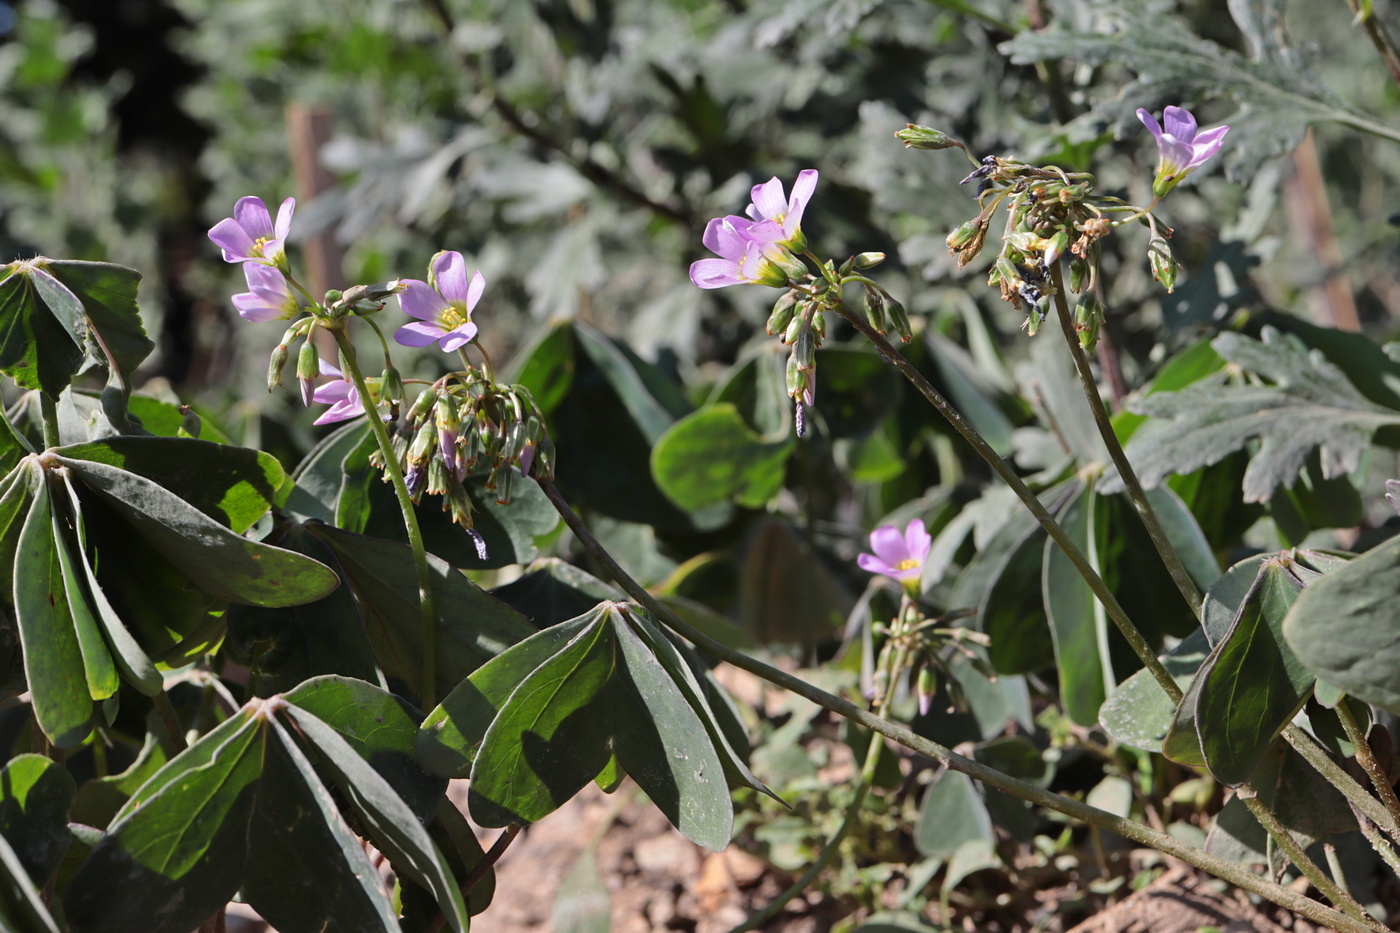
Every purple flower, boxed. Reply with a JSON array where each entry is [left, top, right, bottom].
[[310, 359, 365, 425], [208, 196, 295, 268], [231, 262, 299, 322], [1135, 107, 1229, 198], [394, 251, 483, 352], [746, 169, 818, 249], [857, 519, 931, 593], [689, 216, 793, 289]]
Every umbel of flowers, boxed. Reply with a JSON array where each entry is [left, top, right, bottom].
[[689, 170, 908, 437], [897, 105, 1228, 342], [208, 199, 553, 557]]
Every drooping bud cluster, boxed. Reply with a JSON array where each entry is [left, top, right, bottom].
[[370, 367, 554, 555]]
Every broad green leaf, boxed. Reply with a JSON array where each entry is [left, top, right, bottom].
[[58, 472, 162, 695], [308, 522, 533, 702], [0, 262, 84, 398], [64, 710, 264, 933], [0, 461, 39, 599], [69, 731, 169, 828], [0, 832, 59, 933], [812, 345, 902, 439], [0, 754, 75, 888], [287, 420, 367, 523], [1099, 628, 1210, 753], [13, 476, 92, 747], [707, 342, 790, 438], [56, 437, 282, 533], [509, 319, 575, 416], [1115, 339, 1227, 442], [611, 612, 733, 850], [1202, 554, 1270, 645], [1190, 560, 1313, 786], [429, 799, 495, 916], [651, 403, 792, 512], [1000, 0, 1387, 183], [1117, 328, 1400, 503], [927, 332, 1014, 455], [58, 455, 339, 607], [1041, 483, 1110, 726], [281, 675, 444, 824], [914, 770, 993, 858], [48, 491, 118, 701], [468, 610, 617, 826], [489, 557, 623, 630], [417, 614, 598, 778], [978, 521, 1052, 675], [226, 523, 383, 698], [245, 718, 399, 933], [739, 517, 850, 646], [574, 320, 691, 441], [1283, 539, 1400, 713], [282, 704, 468, 932]]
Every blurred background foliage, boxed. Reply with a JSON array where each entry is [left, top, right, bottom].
[[4, 0, 1400, 926]]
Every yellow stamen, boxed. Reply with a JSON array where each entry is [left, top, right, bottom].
[[438, 306, 468, 329], [896, 558, 919, 571]]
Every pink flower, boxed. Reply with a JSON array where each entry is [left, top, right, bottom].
[[857, 520, 931, 593], [689, 216, 792, 289], [394, 250, 483, 352], [208, 196, 295, 268], [746, 169, 818, 249], [1135, 107, 1229, 198], [310, 358, 365, 425], [231, 263, 299, 322]]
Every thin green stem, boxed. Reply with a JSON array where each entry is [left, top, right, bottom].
[[38, 394, 60, 450], [536, 476, 1384, 933], [1239, 794, 1373, 925], [1355, 806, 1400, 877], [1285, 724, 1400, 842], [830, 301, 1181, 702], [727, 646, 904, 933], [1340, 0, 1400, 88], [1335, 702, 1400, 835], [328, 327, 440, 710], [1048, 262, 1203, 620]]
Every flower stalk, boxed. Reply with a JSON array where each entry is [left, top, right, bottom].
[[327, 327, 440, 710]]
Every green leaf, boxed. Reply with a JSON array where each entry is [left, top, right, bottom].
[[927, 332, 1014, 455], [978, 521, 1052, 675], [1283, 539, 1400, 713], [307, 522, 533, 702], [48, 486, 118, 702], [488, 557, 624, 630], [468, 609, 617, 826], [739, 517, 850, 646], [1116, 328, 1400, 503], [0, 463, 39, 603], [282, 704, 468, 932], [1000, 0, 1388, 182], [813, 345, 902, 439], [287, 420, 367, 523], [13, 474, 92, 748], [246, 718, 399, 933], [56, 436, 283, 533], [651, 403, 792, 512], [57, 472, 162, 695], [1189, 559, 1313, 786], [708, 343, 790, 438], [914, 770, 993, 858], [1099, 628, 1210, 753], [0, 755, 75, 888], [64, 710, 264, 933], [0, 263, 84, 398], [69, 731, 169, 828], [58, 455, 339, 607], [1041, 482, 1110, 726], [417, 614, 598, 778], [226, 523, 383, 698], [611, 611, 733, 850], [281, 675, 445, 824], [510, 319, 575, 417]]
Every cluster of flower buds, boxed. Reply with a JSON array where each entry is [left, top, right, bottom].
[[370, 369, 553, 557]]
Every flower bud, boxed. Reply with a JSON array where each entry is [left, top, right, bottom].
[[267, 343, 290, 392], [766, 291, 799, 336], [853, 251, 886, 270], [782, 314, 805, 345], [864, 287, 888, 334], [178, 405, 202, 439], [896, 124, 961, 150], [811, 310, 826, 342], [408, 388, 440, 426], [408, 418, 438, 468], [886, 296, 913, 344], [786, 349, 809, 403], [1068, 255, 1089, 293], [946, 221, 979, 252], [296, 340, 320, 407], [1074, 295, 1104, 352], [1148, 235, 1178, 292], [435, 394, 463, 481], [534, 434, 556, 480], [381, 366, 405, 419], [426, 452, 449, 498], [916, 665, 937, 717], [1023, 303, 1045, 337], [1043, 230, 1069, 266]]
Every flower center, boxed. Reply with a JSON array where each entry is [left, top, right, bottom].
[[252, 236, 271, 257], [896, 558, 920, 571], [438, 306, 469, 329]]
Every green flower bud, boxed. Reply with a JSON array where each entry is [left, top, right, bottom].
[[1024, 303, 1045, 337], [811, 310, 826, 341], [1148, 235, 1178, 292], [946, 221, 979, 252], [786, 348, 808, 401], [766, 291, 799, 336], [381, 366, 405, 418], [782, 314, 805, 345], [886, 296, 913, 344], [1074, 295, 1104, 353], [853, 251, 886, 270], [267, 343, 290, 392], [408, 418, 437, 467], [408, 388, 440, 425], [178, 405, 202, 439], [295, 340, 320, 381], [895, 124, 961, 150], [1068, 255, 1089, 293], [865, 287, 889, 334], [1043, 230, 1070, 266], [916, 665, 937, 717]]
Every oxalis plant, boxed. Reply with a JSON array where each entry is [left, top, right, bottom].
[[4, 74, 1400, 933]]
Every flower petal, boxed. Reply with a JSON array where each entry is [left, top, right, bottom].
[[232, 293, 281, 322], [1186, 125, 1230, 167], [232, 196, 274, 240], [689, 258, 744, 289], [903, 519, 931, 562], [868, 524, 910, 566], [1162, 106, 1199, 143], [432, 251, 471, 303], [438, 322, 479, 352], [1135, 108, 1164, 143], [273, 197, 296, 239], [394, 320, 448, 347], [749, 177, 788, 222], [464, 270, 486, 312], [398, 280, 448, 322], [856, 553, 896, 576], [209, 218, 255, 262]]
